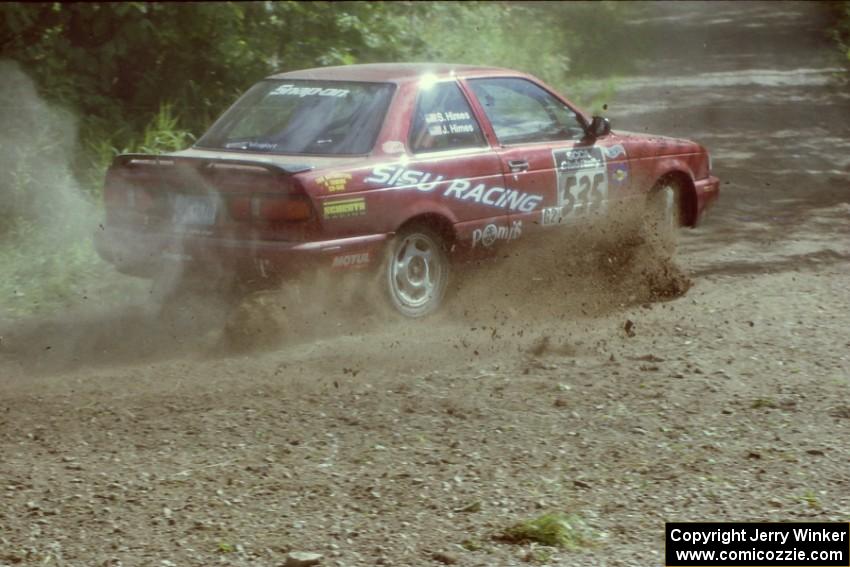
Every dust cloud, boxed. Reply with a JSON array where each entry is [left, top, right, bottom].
[[0, 63, 230, 373], [0, 60, 94, 238]]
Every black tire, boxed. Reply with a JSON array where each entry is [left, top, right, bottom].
[[384, 225, 450, 318], [639, 179, 681, 261]]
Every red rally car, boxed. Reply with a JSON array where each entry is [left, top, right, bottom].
[[96, 63, 720, 317]]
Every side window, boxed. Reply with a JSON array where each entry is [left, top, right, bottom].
[[409, 81, 486, 153], [468, 78, 586, 145]]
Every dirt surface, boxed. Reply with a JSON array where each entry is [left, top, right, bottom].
[[1, 2, 849, 566]]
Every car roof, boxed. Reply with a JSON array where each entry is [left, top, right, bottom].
[[268, 62, 521, 84]]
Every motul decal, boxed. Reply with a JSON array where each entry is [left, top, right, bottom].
[[331, 252, 370, 269]]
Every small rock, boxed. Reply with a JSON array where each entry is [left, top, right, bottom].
[[624, 320, 636, 337], [285, 551, 323, 567], [635, 354, 665, 362], [432, 551, 458, 565]]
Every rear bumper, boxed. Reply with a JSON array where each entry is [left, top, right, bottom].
[[94, 227, 389, 280], [694, 175, 720, 224]]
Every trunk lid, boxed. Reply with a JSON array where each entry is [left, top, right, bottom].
[[104, 152, 324, 242]]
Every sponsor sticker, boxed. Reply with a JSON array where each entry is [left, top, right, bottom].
[[472, 220, 522, 248], [331, 252, 370, 269], [323, 197, 366, 219], [270, 84, 349, 98], [611, 163, 628, 184], [316, 172, 352, 193], [381, 140, 406, 154], [443, 179, 542, 213], [603, 144, 627, 159], [365, 164, 445, 192], [365, 164, 543, 212]]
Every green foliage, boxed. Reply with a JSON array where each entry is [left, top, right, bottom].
[[0, 2, 422, 141], [496, 512, 596, 549], [134, 105, 196, 155], [217, 542, 235, 554], [402, 2, 637, 91], [798, 489, 822, 510], [1, 2, 637, 150]]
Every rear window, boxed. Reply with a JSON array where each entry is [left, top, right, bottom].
[[196, 79, 396, 155]]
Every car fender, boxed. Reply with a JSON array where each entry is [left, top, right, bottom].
[[391, 200, 460, 235], [643, 156, 700, 226]]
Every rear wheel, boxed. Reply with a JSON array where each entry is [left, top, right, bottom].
[[385, 225, 450, 318]]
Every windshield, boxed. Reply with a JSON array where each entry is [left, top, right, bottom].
[[196, 80, 396, 155]]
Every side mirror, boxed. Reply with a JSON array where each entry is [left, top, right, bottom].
[[587, 116, 611, 138]]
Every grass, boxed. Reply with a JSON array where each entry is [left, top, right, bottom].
[[526, 547, 554, 563], [217, 542, 235, 554], [751, 398, 778, 410], [0, 223, 106, 318], [495, 512, 596, 550], [460, 538, 484, 552], [798, 490, 822, 510]]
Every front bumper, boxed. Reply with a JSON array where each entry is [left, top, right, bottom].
[[694, 175, 720, 224], [94, 227, 389, 280]]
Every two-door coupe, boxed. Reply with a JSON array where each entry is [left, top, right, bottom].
[[96, 63, 719, 317]]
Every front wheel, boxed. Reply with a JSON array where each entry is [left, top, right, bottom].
[[640, 180, 681, 260], [385, 226, 450, 318]]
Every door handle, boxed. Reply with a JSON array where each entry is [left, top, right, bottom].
[[508, 159, 529, 173]]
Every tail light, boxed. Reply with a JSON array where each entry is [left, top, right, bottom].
[[253, 194, 312, 221], [228, 188, 313, 223]]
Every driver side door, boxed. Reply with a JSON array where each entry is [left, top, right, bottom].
[[463, 77, 613, 238]]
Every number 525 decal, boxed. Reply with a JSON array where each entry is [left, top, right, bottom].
[[542, 147, 610, 226]]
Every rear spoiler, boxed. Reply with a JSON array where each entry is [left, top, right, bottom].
[[112, 154, 314, 175]]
